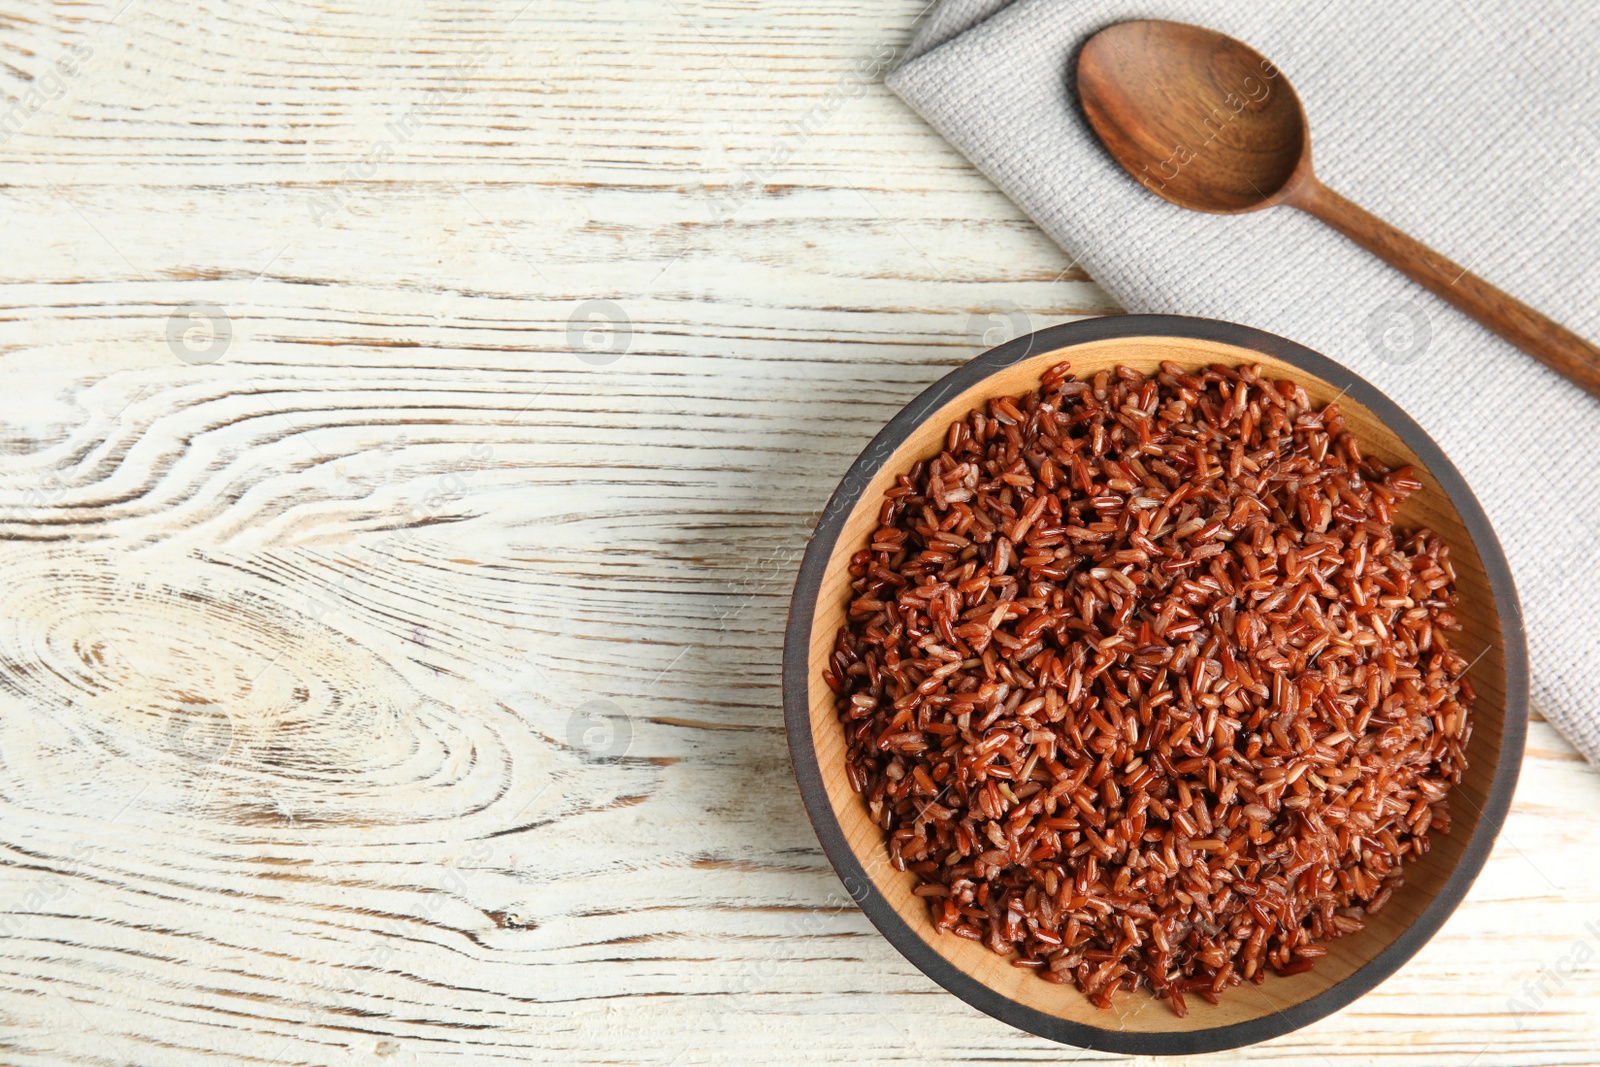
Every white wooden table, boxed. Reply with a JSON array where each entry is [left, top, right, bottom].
[[1, 1, 1596, 1064]]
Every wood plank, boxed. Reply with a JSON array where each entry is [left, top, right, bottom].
[[0, 0, 1594, 1063]]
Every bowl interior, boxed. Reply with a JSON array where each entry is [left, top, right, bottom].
[[800, 333, 1512, 1036]]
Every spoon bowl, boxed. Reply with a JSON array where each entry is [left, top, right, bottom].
[[1078, 21, 1307, 213]]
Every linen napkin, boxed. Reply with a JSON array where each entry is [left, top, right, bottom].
[[886, 0, 1600, 763]]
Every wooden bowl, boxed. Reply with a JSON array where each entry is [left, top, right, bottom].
[[783, 315, 1526, 1054]]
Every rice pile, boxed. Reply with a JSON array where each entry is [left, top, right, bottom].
[[825, 360, 1473, 1014]]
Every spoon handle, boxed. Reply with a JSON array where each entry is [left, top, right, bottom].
[[1293, 180, 1600, 400]]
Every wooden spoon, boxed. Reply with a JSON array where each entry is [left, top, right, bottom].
[[1076, 19, 1600, 399]]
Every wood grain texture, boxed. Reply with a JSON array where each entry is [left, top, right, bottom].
[[0, 1, 1594, 1065]]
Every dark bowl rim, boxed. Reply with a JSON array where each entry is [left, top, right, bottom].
[[781, 313, 1528, 1055]]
